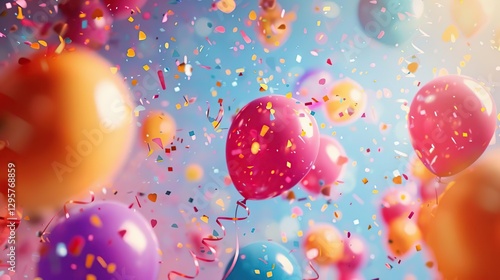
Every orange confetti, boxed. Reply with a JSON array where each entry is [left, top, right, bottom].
[[139, 30, 147, 40], [148, 193, 157, 202], [90, 215, 102, 228], [392, 176, 402, 184]]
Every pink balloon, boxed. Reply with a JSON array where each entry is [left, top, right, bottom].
[[301, 135, 347, 195], [337, 235, 367, 273], [103, 0, 148, 19], [338, 271, 364, 280], [408, 75, 497, 177], [226, 95, 320, 200], [381, 188, 416, 224], [61, 1, 112, 49]]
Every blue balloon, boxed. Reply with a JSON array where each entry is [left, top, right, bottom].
[[225, 241, 302, 280], [358, 0, 424, 46]]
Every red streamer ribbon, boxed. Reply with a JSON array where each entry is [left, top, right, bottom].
[[39, 191, 95, 242], [167, 199, 250, 280]]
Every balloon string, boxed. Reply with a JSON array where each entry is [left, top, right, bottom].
[[206, 100, 224, 129], [167, 250, 200, 280], [303, 261, 319, 280], [166, 199, 249, 280], [39, 191, 95, 243]]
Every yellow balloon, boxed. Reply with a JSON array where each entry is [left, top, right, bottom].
[[141, 111, 176, 150], [216, 0, 236, 14], [325, 79, 366, 124], [256, 2, 296, 49], [185, 164, 204, 182], [303, 224, 344, 266], [451, 0, 494, 37], [426, 150, 500, 279], [0, 48, 135, 211], [387, 217, 422, 257]]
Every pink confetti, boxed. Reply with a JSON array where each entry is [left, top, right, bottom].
[[151, 219, 158, 228], [318, 78, 326, 85], [240, 30, 252, 44], [157, 70, 166, 90], [214, 26, 225, 33], [377, 30, 385, 39], [162, 13, 168, 23]]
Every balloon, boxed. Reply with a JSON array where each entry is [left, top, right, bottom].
[[60, 1, 113, 49], [408, 75, 497, 177], [103, 0, 148, 19], [324, 78, 367, 125], [303, 224, 344, 266], [216, 0, 236, 14], [256, 1, 296, 49], [294, 69, 333, 109], [225, 95, 320, 200], [358, 0, 424, 46], [37, 201, 160, 279], [451, 0, 495, 38], [0, 49, 135, 211], [337, 235, 367, 273], [380, 188, 416, 224], [416, 199, 438, 245], [426, 150, 500, 279], [141, 111, 176, 151], [225, 241, 302, 280], [386, 217, 421, 257], [301, 135, 347, 195]]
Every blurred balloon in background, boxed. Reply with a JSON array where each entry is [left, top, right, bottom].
[[59, 0, 113, 49], [293, 69, 333, 109], [386, 216, 421, 257], [408, 156, 435, 187], [358, 0, 424, 46], [216, 0, 236, 14], [37, 201, 160, 279], [450, 0, 496, 38], [103, 0, 148, 19], [185, 163, 204, 182], [141, 110, 176, 152], [324, 78, 367, 125], [303, 223, 344, 266], [336, 234, 367, 274], [380, 188, 416, 224], [0, 48, 135, 211], [225, 95, 320, 200], [224, 241, 302, 280], [408, 75, 497, 177], [301, 135, 347, 195], [426, 150, 500, 279], [255, 1, 296, 49]]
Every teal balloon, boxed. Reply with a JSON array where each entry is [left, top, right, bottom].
[[358, 0, 424, 46], [225, 241, 302, 280]]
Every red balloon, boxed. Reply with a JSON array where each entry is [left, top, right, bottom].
[[380, 188, 416, 224], [226, 95, 320, 200], [408, 75, 497, 177], [103, 0, 148, 19], [337, 235, 367, 273], [301, 135, 347, 195], [61, 1, 113, 49]]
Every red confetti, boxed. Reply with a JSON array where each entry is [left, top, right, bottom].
[[151, 219, 158, 228], [158, 70, 166, 90]]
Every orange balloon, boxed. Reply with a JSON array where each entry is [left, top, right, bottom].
[[303, 224, 344, 266], [325, 79, 367, 125], [141, 111, 176, 150], [256, 2, 296, 49], [426, 151, 500, 279], [0, 48, 135, 211], [416, 200, 438, 245], [386, 217, 422, 257]]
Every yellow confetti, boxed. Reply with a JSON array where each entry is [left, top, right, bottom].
[[251, 142, 260, 154], [38, 40, 48, 47], [85, 254, 95, 268], [110, 67, 118, 74], [462, 132, 468, 137], [96, 256, 107, 268], [175, 104, 181, 110], [321, 204, 328, 212], [442, 25, 459, 43], [127, 48, 136, 57], [128, 17, 134, 22], [90, 215, 102, 228], [260, 125, 270, 136], [286, 161, 291, 168], [287, 140, 292, 148], [139, 30, 147, 40], [17, 6, 24, 19], [216, 198, 225, 208], [260, 83, 269, 91], [249, 10, 257, 20], [143, 65, 150, 71], [254, 270, 261, 275], [201, 215, 209, 223], [107, 263, 117, 274], [267, 271, 273, 278]]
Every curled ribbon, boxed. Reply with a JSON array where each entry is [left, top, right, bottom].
[[206, 99, 224, 130], [39, 191, 95, 243], [303, 261, 320, 280], [167, 199, 250, 280]]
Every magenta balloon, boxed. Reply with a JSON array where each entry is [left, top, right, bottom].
[[37, 201, 160, 280], [337, 235, 367, 273], [103, 0, 148, 19], [226, 95, 320, 200], [408, 75, 497, 177], [61, 1, 112, 49], [380, 188, 415, 224], [301, 135, 347, 195]]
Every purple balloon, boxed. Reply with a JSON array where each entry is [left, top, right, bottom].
[[37, 201, 160, 280]]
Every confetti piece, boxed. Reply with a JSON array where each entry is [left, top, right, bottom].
[[148, 193, 158, 202], [151, 219, 158, 228], [127, 48, 136, 57], [158, 70, 166, 90], [139, 30, 147, 40]]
